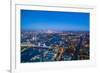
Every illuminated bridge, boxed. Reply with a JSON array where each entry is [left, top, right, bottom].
[[21, 43, 50, 48]]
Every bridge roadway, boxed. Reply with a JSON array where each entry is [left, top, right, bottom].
[[21, 43, 64, 61], [21, 43, 50, 48]]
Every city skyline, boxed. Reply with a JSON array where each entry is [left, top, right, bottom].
[[21, 9, 90, 31]]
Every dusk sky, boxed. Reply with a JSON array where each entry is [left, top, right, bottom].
[[21, 9, 90, 31]]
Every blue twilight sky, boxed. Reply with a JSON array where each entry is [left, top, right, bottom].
[[21, 9, 90, 31]]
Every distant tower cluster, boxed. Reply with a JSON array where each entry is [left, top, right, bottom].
[[47, 30, 53, 33], [32, 35, 37, 41]]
